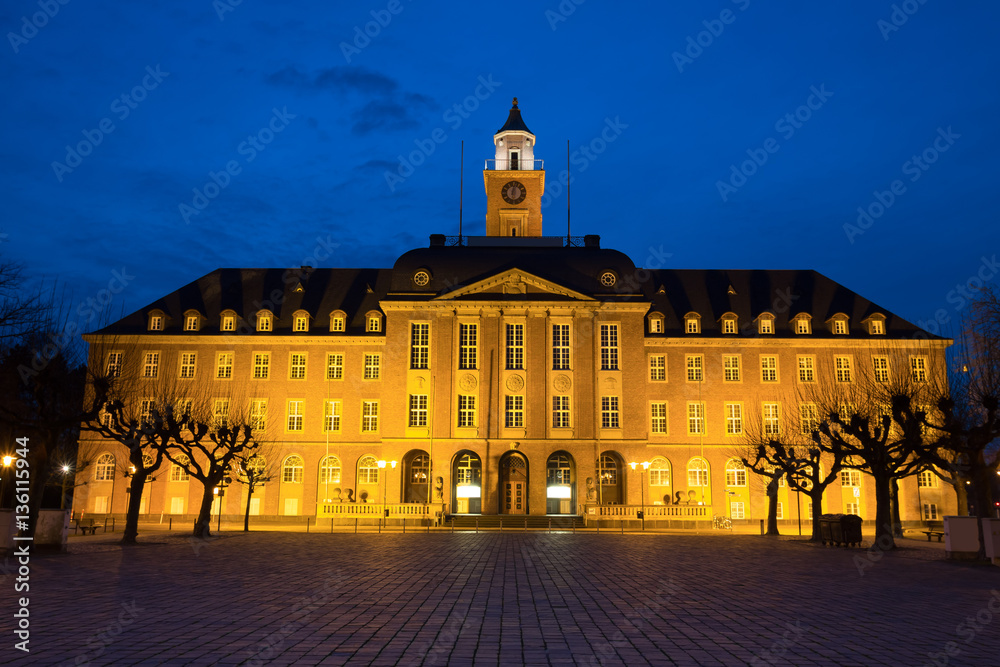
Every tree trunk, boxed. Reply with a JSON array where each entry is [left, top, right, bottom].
[[193, 484, 215, 539], [889, 478, 903, 539], [244, 484, 254, 532], [971, 457, 993, 560], [873, 473, 895, 550], [808, 489, 824, 541], [121, 470, 148, 544], [765, 476, 780, 536]]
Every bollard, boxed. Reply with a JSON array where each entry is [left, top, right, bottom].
[[500, 518, 502, 533], [378, 518, 381, 534], [476, 518, 479, 534], [548, 519, 552, 533], [403, 518, 406, 534], [306, 517, 310, 533], [103, 517, 108, 532], [760, 518, 765, 535], [451, 518, 455, 533], [355, 518, 358, 534], [331, 518, 334, 533], [111, 517, 115, 532], [169, 517, 173, 530], [621, 520, 624, 535], [524, 517, 527, 533]]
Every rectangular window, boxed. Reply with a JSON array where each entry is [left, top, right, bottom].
[[835, 356, 852, 383], [330, 316, 345, 333], [649, 355, 666, 382], [807, 502, 813, 520], [873, 356, 889, 383], [459, 323, 478, 370], [686, 318, 700, 334], [796, 319, 810, 334], [723, 319, 737, 334], [286, 400, 303, 431], [410, 323, 429, 369], [834, 320, 847, 335], [552, 324, 570, 370], [686, 355, 703, 382], [870, 320, 885, 335], [216, 352, 233, 379], [212, 398, 229, 429], [552, 395, 570, 428], [761, 356, 778, 383], [139, 398, 154, 423], [726, 465, 747, 486], [250, 399, 267, 431], [600, 324, 619, 371], [923, 503, 939, 521], [258, 316, 272, 332], [759, 318, 773, 334], [408, 394, 428, 427], [364, 353, 381, 380], [763, 402, 781, 436], [367, 315, 380, 332], [324, 400, 341, 433], [776, 502, 784, 520], [253, 352, 270, 379], [294, 316, 308, 332], [601, 396, 620, 429], [289, 353, 307, 380], [506, 323, 524, 370], [798, 356, 815, 383], [649, 318, 663, 334], [723, 355, 741, 382], [149, 316, 163, 331], [730, 502, 745, 520], [106, 352, 123, 377], [326, 353, 344, 380], [179, 352, 197, 379], [362, 401, 379, 432], [650, 402, 667, 434], [845, 502, 859, 516], [918, 470, 936, 488], [687, 402, 706, 435], [725, 403, 743, 436], [840, 470, 861, 487], [142, 352, 159, 378], [458, 395, 476, 428], [799, 403, 819, 434], [221, 315, 235, 332], [505, 395, 524, 428], [911, 356, 927, 382]]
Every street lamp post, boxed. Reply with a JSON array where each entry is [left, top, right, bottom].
[[376, 460, 397, 532], [214, 475, 232, 533], [629, 461, 651, 531], [1, 455, 13, 510]]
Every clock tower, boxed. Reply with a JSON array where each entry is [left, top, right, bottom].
[[484, 98, 545, 237]]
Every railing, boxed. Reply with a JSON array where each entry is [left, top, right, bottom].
[[484, 159, 543, 170], [587, 504, 711, 519], [441, 235, 587, 247], [319, 502, 438, 518]]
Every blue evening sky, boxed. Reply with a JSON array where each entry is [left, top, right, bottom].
[[2, 0, 998, 339]]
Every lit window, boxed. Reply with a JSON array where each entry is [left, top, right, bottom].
[[221, 315, 235, 332], [213, 398, 230, 429], [506, 323, 524, 370], [761, 356, 777, 382], [142, 352, 159, 378], [293, 315, 308, 332], [330, 314, 345, 333], [726, 460, 747, 486], [367, 314, 381, 332], [148, 315, 163, 331], [170, 455, 190, 482], [731, 502, 745, 520], [179, 352, 196, 379], [873, 357, 889, 383], [364, 354, 380, 380], [106, 352, 123, 377], [722, 316, 737, 334], [458, 395, 477, 428], [547, 454, 571, 485], [687, 402, 706, 435], [845, 502, 859, 516], [763, 402, 781, 436], [776, 502, 783, 519], [286, 400, 303, 431], [686, 355, 703, 382], [758, 317, 774, 335], [257, 312, 272, 332], [326, 353, 343, 380], [552, 395, 570, 429], [723, 355, 740, 382], [650, 402, 667, 434], [918, 470, 936, 488], [324, 400, 341, 433], [290, 353, 307, 380], [362, 401, 379, 432], [505, 395, 525, 428], [459, 324, 478, 370], [184, 315, 199, 332], [411, 323, 429, 369], [725, 403, 743, 436], [649, 355, 666, 381], [840, 470, 861, 487], [685, 315, 700, 334], [600, 324, 619, 370], [601, 396, 620, 429], [835, 356, 853, 383], [250, 399, 267, 431], [870, 319, 885, 335], [253, 352, 270, 379], [798, 356, 815, 383], [795, 318, 811, 335], [687, 458, 709, 486], [799, 403, 819, 434], [649, 458, 670, 486], [95, 453, 115, 481], [807, 502, 813, 520], [282, 456, 304, 483], [911, 357, 927, 383], [649, 317, 663, 334], [216, 352, 233, 379], [552, 324, 571, 370], [923, 503, 939, 521], [139, 399, 153, 423], [358, 456, 379, 484], [834, 319, 848, 335], [457, 454, 481, 485], [598, 455, 618, 485], [408, 395, 428, 427], [320, 456, 342, 484]]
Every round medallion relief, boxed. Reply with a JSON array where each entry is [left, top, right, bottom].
[[506, 374, 525, 392], [459, 373, 478, 392], [553, 374, 572, 392]]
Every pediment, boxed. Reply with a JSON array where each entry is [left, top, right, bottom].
[[434, 269, 594, 301]]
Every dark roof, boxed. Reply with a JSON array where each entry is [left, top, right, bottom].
[[496, 98, 533, 135]]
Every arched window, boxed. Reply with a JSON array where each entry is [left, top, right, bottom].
[[687, 458, 709, 487], [243, 455, 266, 481], [140, 454, 154, 471], [410, 454, 429, 483], [293, 309, 310, 333], [547, 453, 572, 485], [183, 310, 202, 332], [282, 455, 304, 483], [358, 455, 379, 484], [598, 454, 618, 486], [684, 313, 701, 334], [95, 453, 115, 481], [170, 455, 190, 482], [329, 310, 346, 333], [455, 453, 481, 485], [319, 456, 341, 484], [725, 459, 747, 486], [649, 457, 670, 486], [257, 310, 274, 332]]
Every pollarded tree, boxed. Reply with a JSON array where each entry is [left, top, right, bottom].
[[232, 444, 279, 532]]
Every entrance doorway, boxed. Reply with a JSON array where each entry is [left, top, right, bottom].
[[500, 452, 528, 514], [452, 451, 482, 514]]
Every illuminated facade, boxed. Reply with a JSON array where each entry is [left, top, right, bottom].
[[76, 100, 954, 526]]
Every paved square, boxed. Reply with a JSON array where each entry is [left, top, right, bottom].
[[3, 532, 1000, 665]]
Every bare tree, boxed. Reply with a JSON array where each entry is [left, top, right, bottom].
[[232, 441, 279, 532]]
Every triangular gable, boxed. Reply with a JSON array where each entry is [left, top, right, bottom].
[[434, 268, 595, 301]]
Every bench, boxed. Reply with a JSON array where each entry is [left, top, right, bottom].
[[921, 522, 944, 542], [76, 519, 98, 536]]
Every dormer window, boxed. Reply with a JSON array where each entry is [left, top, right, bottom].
[[220, 312, 236, 332], [330, 312, 346, 333], [869, 318, 885, 335], [366, 313, 382, 333], [834, 320, 848, 335], [685, 314, 701, 334], [721, 314, 738, 335], [757, 315, 775, 335], [293, 312, 309, 333], [648, 315, 664, 334], [148, 314, 164, 331], [183, 313, 200, 332], [257, 311, 273, 332], [794, 316, 812, 335]]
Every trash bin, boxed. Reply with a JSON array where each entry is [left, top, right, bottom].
[[819, 514, 839, 545], [819, 514, 861, 547], [840, 514, 863, 547]]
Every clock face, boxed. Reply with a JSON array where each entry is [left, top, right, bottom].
[[501, 180, 527, 205]]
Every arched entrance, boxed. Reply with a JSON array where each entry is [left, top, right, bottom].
[[546, 451, 575, 514], [598, 451, 623, 504], [403, 450, 430, 503], [452, 451, 482, 514], [499, 452, 529, 515]]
